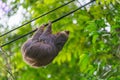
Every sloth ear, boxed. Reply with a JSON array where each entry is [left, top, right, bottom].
[[64, 31, 69, 35]]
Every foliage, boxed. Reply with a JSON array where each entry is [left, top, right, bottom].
[[0, 0, 120, 80]]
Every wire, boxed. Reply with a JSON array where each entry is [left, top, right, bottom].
[[1, 0, 95, 47], [0, 0, 75, 37]]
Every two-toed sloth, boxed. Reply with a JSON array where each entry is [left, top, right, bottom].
[[21, 22, 69, 67]]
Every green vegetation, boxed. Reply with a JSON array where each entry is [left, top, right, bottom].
[[0, 0, 120, 80]]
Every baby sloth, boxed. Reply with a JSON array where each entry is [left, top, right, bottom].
[[21, 22, 69, 67]]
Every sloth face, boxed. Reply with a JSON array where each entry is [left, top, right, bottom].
[[55, 31, 69, 51]]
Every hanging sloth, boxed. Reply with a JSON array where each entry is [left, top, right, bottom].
[[21, 22, 69, 67]]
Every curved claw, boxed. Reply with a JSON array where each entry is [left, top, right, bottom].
[[40, 24, 45, 29], [48, 21, 52, 25], [37, 24, 46, 30]]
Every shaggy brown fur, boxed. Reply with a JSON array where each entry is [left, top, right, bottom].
[[21, 22, 69, 67]]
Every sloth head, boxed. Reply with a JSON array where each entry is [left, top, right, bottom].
[[55, 31, 69, 51]]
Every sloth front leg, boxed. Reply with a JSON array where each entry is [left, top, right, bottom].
[[43, 21, 52, 35], [32, 24, 45, 41]]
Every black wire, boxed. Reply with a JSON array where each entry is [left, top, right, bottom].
[[1, 0, 95, 47], [0, 0, 75, 37]]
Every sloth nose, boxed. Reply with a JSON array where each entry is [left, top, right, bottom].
[[65, 31, 69, 34]]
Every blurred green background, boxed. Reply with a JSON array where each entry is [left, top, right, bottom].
[[0, 0, 120, 80]]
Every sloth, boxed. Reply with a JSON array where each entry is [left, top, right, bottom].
[[21, 22, 69, 67]]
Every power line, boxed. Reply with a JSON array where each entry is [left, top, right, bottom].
[[1, 0, 95, 47], [0, 0, 75, 37]]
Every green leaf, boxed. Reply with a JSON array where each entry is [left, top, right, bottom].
[[92, 34, 99, 44]]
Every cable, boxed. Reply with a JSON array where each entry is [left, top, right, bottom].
[[0, 0, 75, 37], [1, 0, 95, 47]]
